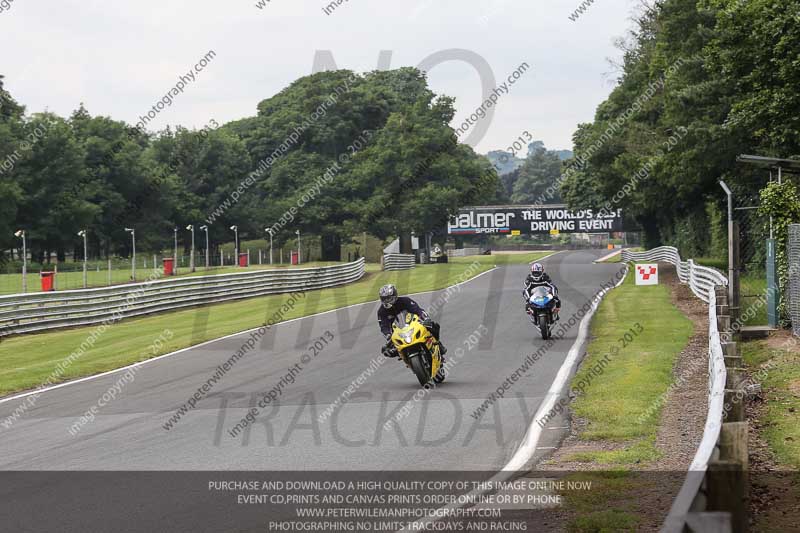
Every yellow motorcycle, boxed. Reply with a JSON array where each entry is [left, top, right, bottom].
[[388, 311, 446, 386]]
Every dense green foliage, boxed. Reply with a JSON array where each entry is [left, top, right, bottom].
[[503, 144, 565, 204], [485, 141, 570, 205], [759, 181, 800, 320], [0, 69, 497, 262], [560, 0, 800, 254]]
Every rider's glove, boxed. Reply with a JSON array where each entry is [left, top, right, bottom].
[[421, 318, 434, 329], [382, 341, 397, 358]]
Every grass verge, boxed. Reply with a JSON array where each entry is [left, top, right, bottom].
[[552, 265, 693, 531], [741, 338, 800, 467], [0, 261, 491, 397], [739, 335, 800, 532], [569, 266, 693, 454]]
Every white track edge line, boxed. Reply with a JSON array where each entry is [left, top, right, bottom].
[[528, 250, 562, 265], [594, 249, 623, 263], [501, 262, 629, 471], [399, 261, 629, 533]]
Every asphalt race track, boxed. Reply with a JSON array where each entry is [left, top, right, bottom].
[[0, 249, 625, 531]]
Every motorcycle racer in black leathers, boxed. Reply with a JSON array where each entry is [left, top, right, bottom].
[[377, 284, 447, 357], [523, 262, 561, 320]]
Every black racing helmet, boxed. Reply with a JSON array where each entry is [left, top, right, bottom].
[[379, 284, 398, 309]]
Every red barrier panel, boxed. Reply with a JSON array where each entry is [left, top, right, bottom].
[[40, 271, 55, 292], [163, 257, 175, 276]]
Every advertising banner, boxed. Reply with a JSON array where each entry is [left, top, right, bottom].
[[447, 205, 625, 235]]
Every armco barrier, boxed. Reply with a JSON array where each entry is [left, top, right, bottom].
[[0, 259, 365, 337], [382, 254, 415, 271], [623, 247, 746, 532], [446, 247, 482, 257], [623, 246, 727, 304]]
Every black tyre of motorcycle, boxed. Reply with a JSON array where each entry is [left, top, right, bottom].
[[538, 313, 550, 340], [409, 353, 432, 387]]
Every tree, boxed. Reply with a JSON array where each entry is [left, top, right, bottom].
[[15, 113, 98, 262], [0, 75, 24, 258], [559, 0, 796, 252], [508, 145, 564, 204]]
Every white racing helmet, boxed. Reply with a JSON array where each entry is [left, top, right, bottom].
[[379, 284, 398, 309], [530, 262, 545, 282]]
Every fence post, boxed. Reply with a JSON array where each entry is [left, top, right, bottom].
[[729, 220, 741, 328], [766, 238, 779, 327], [708, 283, 748, 531], [721, 308, 746, 423], [789, 225, 800, 335], [108, 259, 111, 285], [722, 342, 743, 368], [707, 422, 748, 533]]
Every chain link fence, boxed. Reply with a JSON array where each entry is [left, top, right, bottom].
[[788, 225, 800, 336], [732, 184, 769, 326]]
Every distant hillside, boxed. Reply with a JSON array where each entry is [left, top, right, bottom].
[[485, 141, 572, 176], [486, 150, 524, 175], [486, 140, 570, 204]]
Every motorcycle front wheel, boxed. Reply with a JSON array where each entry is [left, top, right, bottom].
[[409, 353, 432, 387], [538, 314, 550, 340]]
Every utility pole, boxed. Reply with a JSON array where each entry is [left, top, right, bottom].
[[720, 181, 740, 327], [186, 225, 196, 272], [200, 225, 209, 269], [265, 228, 274, 265], [78, 229, 88, 288], [125, 227, 136, 281], [173, 227, 178, 275], [230, 225, 239, 266], [14, 230, 26, 293]]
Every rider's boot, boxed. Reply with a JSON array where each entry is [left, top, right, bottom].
[[438, 341, 447, 356]]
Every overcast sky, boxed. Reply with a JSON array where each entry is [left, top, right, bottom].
[[0, 0, 638, 153]]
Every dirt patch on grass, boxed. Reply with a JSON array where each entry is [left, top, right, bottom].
[[747, 382, 800, 531], [652, 265, 709, 470], [745, 331, 800, 531], [534, 264, 708, 531]]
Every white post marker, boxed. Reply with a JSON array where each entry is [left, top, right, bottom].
[[635, 263, 659, 285]]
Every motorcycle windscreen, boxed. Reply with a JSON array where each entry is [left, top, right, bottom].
[[394, 310, 410, 328], [529, 286, 553, 306]]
